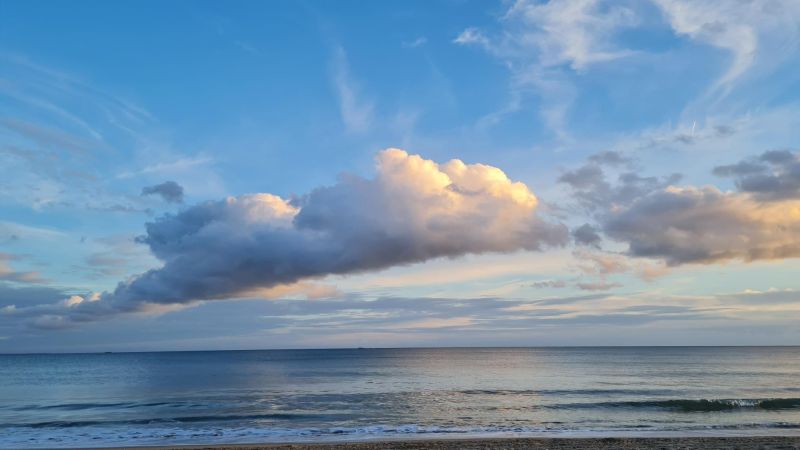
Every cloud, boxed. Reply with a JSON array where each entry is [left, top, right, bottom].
[[141, 181, 185, 203], [455, 0, 639, 70], [588, 150, 633, 167], [6, 288, 799, 350], [0, 117, 98, 155], [402, 37, 428, 49], [30, 149, 567, 326], [559, 164, 605, 190], [0, 221, 64, 247], [0, 283, 70, 308], [30, 314, 71, 330], [332, 47, 374, 134], [455, 0, 639, 139], [246, 282, 342, 301], [572, 223, 602, 247], [233, 40, 261, 56], [456, 0, 800, 142], [572, 161, 797, 266], [116, 156, 213, 179], [530, 279, 568, 289], [573, 249, 629, 275], [81, 234, 159, 279], [575, 280, 622, 291], [454, 27, 491, 47], [652, 0, 800, 92], [503, 0, 639, 70], [604, 185, 800, 265], [558, 151, 682, 212], [561, 149, 800, 266], [713, 149, 800, 200], [0, 54, 200, 215], [654, 0, 756, 90], [0, 253, 45, 284], [566, 247, 668, 286], [387, 316, 474, 330]]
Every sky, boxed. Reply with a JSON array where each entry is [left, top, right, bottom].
[[1, 0, 800, 352]]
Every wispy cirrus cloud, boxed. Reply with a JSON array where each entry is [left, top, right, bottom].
[[455, 0, 800, 149], [116, 155, 214, 179], [331, 46, 374, 134], [454, 0, 640, 140], [0, 54, 161, 214], [653, 0, 800, 94], [402, 37, 427, 49], [455, 0, 638, 71]]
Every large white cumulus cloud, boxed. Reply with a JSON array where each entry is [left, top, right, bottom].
[[54, 149, 567, 321]]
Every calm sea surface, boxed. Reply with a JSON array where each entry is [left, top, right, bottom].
[[1, 347, 799, 448]]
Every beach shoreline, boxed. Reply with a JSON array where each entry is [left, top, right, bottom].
[[10, 348, 800, 449], [94, 436, 800, 450]]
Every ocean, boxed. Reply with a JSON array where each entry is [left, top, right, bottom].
[[1, 347, 799, 448]]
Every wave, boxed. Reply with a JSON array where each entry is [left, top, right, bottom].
[[5, 399, 800, 430], [2, 421, 800, 449], [6, 401, 177, 412], [556, 398, 800, 412], [459, 388, 674, 396], [1, 412, 342, 429], [8, 396, 800, 425]]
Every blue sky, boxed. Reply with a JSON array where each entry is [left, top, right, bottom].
[[2, 0, 800, 352]]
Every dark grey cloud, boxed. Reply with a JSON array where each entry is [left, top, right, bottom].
[[559, 152, 681, 212], [530, 280, 568, 289], [141, 181, 184, 203], [588, 150, 632, 167], [713, 149, 800, 200], [713, 124, 736, 137], [0, 282, 71, 308], [572, 223, 602, 247], [558, 164, 605, 190], [86, 203, 152, 214]]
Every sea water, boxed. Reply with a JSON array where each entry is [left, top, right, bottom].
[[1, 347, 799, 448]]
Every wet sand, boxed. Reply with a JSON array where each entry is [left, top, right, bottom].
[[102, 436, 800, 450]]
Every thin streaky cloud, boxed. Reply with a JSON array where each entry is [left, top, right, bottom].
[[331, 46, 374, 134]]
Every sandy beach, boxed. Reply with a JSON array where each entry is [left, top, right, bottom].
[[101, 436, 800, 450]]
